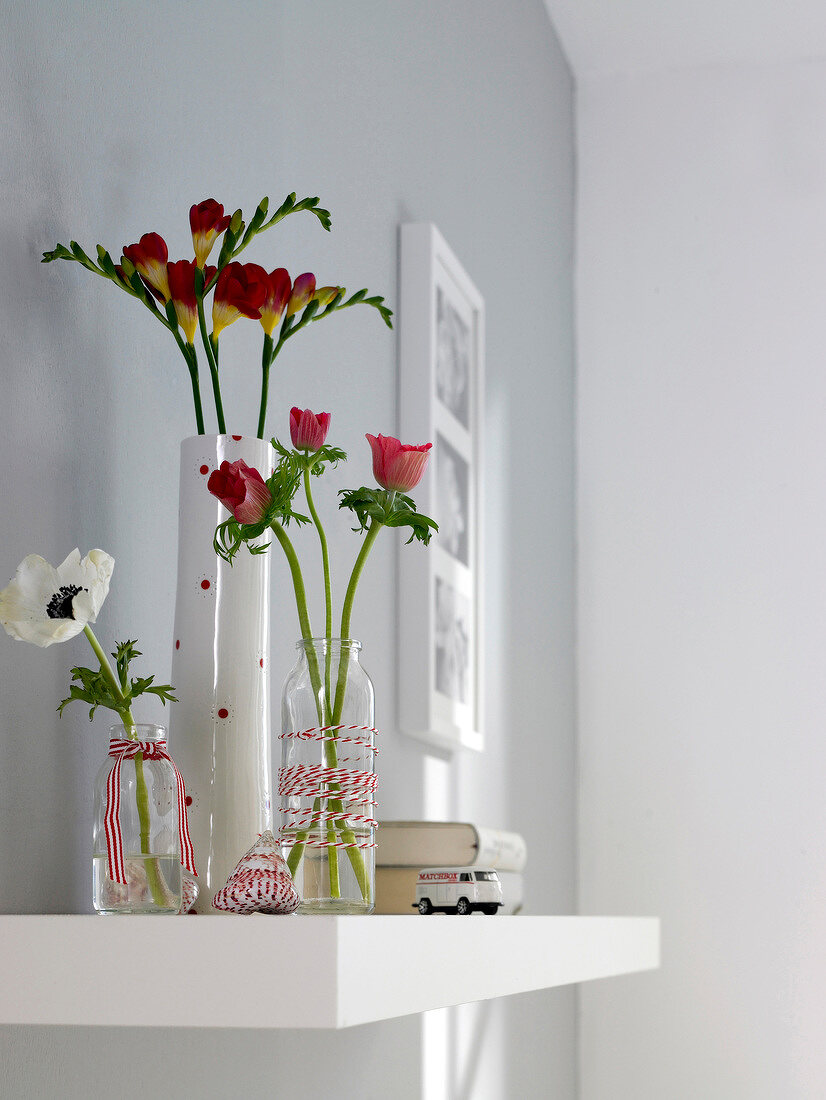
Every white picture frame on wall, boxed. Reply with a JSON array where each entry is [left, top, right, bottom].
[[398, 223, 485, 753]]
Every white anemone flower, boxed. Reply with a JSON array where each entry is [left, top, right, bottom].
[[0, 549, 114, 648]]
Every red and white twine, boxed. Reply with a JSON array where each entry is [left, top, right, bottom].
[[278, 726, 378, 850], [105, 737, 197, 885]]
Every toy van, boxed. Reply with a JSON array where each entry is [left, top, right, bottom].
[[413, 867, 503, 915]]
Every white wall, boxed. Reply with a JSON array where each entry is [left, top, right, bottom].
[[577, 59, 826, 1098], [0, 2, 576, 1097]]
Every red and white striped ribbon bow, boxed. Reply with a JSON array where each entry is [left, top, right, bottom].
[[105, 738, 197, 885]]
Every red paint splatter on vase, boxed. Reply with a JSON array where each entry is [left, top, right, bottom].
[[260, 658, 264, 668], [199, 464, 209, 475], [218, 707, 229, 719], [232, 434, 242, 441], [175, 640, 180, 650], [185, 795, 193, 807], [201, 579, 211, 590]]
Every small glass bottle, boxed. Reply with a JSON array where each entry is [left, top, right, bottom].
[[92, 723, 183, 914], [280, 639, 376, 914]]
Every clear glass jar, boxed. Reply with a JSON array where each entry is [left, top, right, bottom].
[[280, 639, 376, 914], [92, 723, 183, 914]]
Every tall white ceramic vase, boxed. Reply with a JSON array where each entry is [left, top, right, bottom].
[[169, 434, 274, 913]]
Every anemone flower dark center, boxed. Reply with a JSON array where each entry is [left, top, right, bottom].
[[46, 584, 86, 620]]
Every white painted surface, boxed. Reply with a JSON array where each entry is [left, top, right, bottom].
[[0, 915, 659, 1029], [0, 1, 576, 1097], [577, 58, 826, 1099], [544, 0, 826, 78]]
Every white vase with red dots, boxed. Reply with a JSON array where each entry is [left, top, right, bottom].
[[169, 434, 275, 913]]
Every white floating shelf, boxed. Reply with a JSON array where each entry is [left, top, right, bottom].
[[0, 915, 659, 1030]]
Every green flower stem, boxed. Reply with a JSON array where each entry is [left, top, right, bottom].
[[183, 345, 205, 436], [166, 304, 206, 436], [257, 334, 274, 439], [269, 521, 314, 643], [303, 465, 334, 717], [306, 518, 385, 905], [269, 522, 371, 899], [299, 517, 383, 906], [303, 462, 340, 885], [82, 627, 167, 908], [268, 523, 339, 894], [332, 519, 383, 725], [198, 298, 226, 433]]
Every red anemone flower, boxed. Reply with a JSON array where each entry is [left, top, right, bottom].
[[207, 459, 272, 525], [122, 232, 171, 302], [290, 408, 331, 452], [286, 272, 316, 318], [260, 268, 292, 336], [211, 262, 268, 339], [366, 433, 432, 493], [190, 199, 231, 268], [167, 259, 199, 344]]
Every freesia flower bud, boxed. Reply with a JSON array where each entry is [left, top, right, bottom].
[[211, 262, 267, 339], [290, 407, 331, 452], [286, 272, 316, 317], [190, 199, 231, 268], [207, 459, 272, 524], [313, 286, 340, 309], [366, 433, 432, 493], [260, 268, 292, 336], [122, 232, 171, 302], [167, 259, 199, 344]]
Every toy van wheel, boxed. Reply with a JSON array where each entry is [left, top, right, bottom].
[[484, 904, 499, 915], [456, 897, 471, 915], [418, 898, 433, 915]]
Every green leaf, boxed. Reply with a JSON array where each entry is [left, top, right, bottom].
[[147, 683, 178, 705], [57, 641, 175, 720], [310, 444, 347, 475], [339, 486, 438, 544]]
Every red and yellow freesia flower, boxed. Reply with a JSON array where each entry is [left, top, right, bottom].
[[286, 272, 316, 317], [290, 407, 331, 452], [211, 262, 268, 339], [122, 232, 171, 302], [190, 199, 231, 268], [366, 433, 432, 492], [167, 259, 199, 344], [260, 268, 292, 336]]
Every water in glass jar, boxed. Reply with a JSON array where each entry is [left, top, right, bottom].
[[93, 854, 181, 914]]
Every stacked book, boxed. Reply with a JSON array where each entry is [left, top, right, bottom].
[[374, 820, 527, 914]]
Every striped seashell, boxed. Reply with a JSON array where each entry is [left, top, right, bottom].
[[212, 830, 300, 914], [179, 873, 199, 914]]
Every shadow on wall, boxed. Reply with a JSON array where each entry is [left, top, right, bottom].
[[0, 35, 118, 909]]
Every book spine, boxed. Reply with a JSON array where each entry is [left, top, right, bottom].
[[473, 826, 528, 873]]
